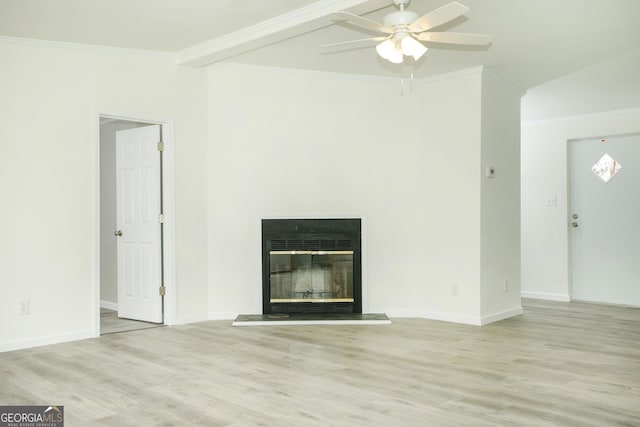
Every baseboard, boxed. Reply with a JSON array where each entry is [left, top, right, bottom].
[[208, 312, 238, 321], [386, 306, 523, 326], [174, 312, 238, 325], [174, 313, 210, 325], [480, 306, 524, 325], [100, 300, 118, 311], [385, 310, 483, 326], [521, 291, 571, 302], [0, 329, 95, 353]]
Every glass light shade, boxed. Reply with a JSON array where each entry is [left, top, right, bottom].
[[387, 44, 404, 64], [401, 36, 428, 60], [375, 39, 396, 60]]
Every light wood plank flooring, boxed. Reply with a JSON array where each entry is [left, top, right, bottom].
[[100, 308, 162, 335], [1, 299, 639, 426]]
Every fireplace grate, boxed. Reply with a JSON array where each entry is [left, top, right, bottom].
[[270, 239, 353, 251]]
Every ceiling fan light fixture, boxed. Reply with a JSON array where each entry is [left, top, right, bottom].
[[329, 2, 492, 67], [401, 36, 428, 60], [375, 39, 396, 60], [387, 43, 404, 63], [376, 39, 403, 63]]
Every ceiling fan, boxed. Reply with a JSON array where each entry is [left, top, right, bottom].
[[323, 0, 492, 64]]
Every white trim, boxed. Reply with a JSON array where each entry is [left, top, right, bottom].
[[213, 62, 487, 87], [386, 307, 522, 326], [207, 312, 238, 321], [92, 113, 101, 338], [572, 299, 640, 309], [0, 35, 172, 58], [412, 66, 485, 87], [522, 107, 640, 127], [100, 300, 118, 311], [0, 329, 94, 353], [176, 0, 370, 66], [95, 111, 177, 336], [173, 313, 210, 325], [161, 121, 177, 326], [521, 291, 571, 302], [480, 306, 523, 325], [211, 61, 400, 83], [482, 67, 526, 97], [386, 310, 484, 326]]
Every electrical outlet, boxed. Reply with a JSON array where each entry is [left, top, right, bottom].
[[451, 284, 459, 297], [504, 280, 509, 293], [19, 300, 30, 316]]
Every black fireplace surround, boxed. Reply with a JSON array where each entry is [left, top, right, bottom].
[[262, 218, 362, 315]]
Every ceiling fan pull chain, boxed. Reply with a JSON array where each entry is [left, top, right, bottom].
[[410, 57, 415, 83]]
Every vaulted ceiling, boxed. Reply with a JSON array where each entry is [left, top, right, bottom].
[[1, 0, 639, 90]]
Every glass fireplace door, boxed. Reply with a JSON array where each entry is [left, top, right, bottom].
[[269, 251, 354, 303]]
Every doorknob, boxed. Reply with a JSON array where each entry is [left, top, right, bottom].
[[114, 230, 123, 237], [572, 213, 579, 219], [571, 222, 578, 228]]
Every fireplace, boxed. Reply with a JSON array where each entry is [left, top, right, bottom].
[[262, 218, 362, 315]]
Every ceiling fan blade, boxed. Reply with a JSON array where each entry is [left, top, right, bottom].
[[331, 11, 394, 34], [320, 36, 389, 49], [415, 32, 492, 45], [408, 2, 469, 33]]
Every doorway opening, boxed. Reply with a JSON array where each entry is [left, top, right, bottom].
[[568, 132, 640, 307], [98, 114, 174, 335]]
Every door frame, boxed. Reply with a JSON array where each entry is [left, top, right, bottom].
[[567, 131, 640, 305], [94, 111, 176, 336]]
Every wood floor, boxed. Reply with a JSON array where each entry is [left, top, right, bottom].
[[100, 308, 162, 335], [1, 299, 639, 426]]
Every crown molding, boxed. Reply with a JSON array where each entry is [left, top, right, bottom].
[[209, 61, 400, 82], [521, 106, 640, 127], [210, 62, 492, 87], [413, 66, 484, 85], [0, 35, 172, 58], [482, 67, 526, 97]]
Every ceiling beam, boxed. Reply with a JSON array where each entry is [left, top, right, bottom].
[[175, 0, 390, 67]]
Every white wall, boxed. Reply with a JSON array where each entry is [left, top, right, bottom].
[[523, 48, 640, 122], [206, 64, 522, 324], [521, 49, 640, 301], [521, 109, 640, 301], [0, 38, 208, 351], [0, 39, 525, 351], [480, 70, 523, 320]]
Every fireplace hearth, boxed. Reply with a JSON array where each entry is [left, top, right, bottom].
[[262, 218, 362, 315]]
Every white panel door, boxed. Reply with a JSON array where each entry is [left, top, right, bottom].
[[116, 125, 163, 322], [569, 133, 640, 306]]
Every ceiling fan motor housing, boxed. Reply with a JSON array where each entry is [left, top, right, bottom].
[[383, 10, 419, 28]]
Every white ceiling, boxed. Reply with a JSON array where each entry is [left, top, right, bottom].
[[1, 0, 639, 90]]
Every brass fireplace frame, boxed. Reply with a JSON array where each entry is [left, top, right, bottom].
[[269, 249, 355, 304], [262, 218, 362, 315]]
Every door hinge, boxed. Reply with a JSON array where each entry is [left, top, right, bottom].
[[157, 141, 164, 152], [158, 214, 165, 224], [159, 285, 166, 296]]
